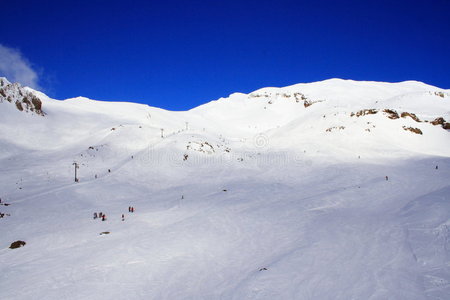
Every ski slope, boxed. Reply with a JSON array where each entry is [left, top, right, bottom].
[[0, 78, 449, 299]]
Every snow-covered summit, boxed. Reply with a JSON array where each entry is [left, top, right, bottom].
[[0, 77, 449, 156]]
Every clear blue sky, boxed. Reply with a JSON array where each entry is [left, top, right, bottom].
[[1, 0, 449, 110]]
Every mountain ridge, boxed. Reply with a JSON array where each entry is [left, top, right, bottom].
[[0, 77, 449, 158]]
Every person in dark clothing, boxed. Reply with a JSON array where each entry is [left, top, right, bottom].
[[94, 212, 98, 219], [122, 214, 125, 221], [385, 176, 389, 181], [99, 212, 103, 218], [436, 165, 439, 170], [102, 214, 106, 221]]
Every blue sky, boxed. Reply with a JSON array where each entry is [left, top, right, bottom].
[[1, 0, 449, 110]]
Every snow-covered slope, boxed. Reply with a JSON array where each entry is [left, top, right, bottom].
[[0, 78, 449, 299]]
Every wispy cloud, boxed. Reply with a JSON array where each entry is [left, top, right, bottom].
[[0, 44, 41, 90]]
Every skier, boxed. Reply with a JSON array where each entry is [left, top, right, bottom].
[[99, 212, 103, 218], [122, 214, 125, 221], [102, 214, 106, 221], [93, 212, 98, 219], [131, 207, 134, 213], [436, 165, 439, 170], [385, 176, 389, 181]]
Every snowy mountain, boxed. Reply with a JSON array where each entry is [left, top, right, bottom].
[[0, 78, 449, 299]]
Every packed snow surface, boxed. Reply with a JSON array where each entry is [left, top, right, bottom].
[[0, 78, 449, 299]]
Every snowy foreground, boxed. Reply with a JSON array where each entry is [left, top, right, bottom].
[[0, 78, 449, 299]]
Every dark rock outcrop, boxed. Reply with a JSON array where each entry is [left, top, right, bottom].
[[383, 109, 399, 119], [9, 241, 26, 249], [403, 126, 423, 135], [0, 78, 44, 116], [401, 112, 421, 122]]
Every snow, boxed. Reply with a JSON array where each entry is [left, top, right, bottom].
[[0, 78, 449, 299]]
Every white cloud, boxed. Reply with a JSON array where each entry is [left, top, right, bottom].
[[0, 44, 41, 89]]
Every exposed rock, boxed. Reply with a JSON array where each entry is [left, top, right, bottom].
[[403, 126, 423, 135], [304, 98, 324, 108], [22, 96, 31, 106], [351, 109, 378, 117], [9, 240, 26, 249], [186, 141, 215, 154], [15, 101, 24, 111], [401, 112, 421, 122], [293, 92, 307, 103], [383, 109, 399, 119], [0, 78, 44, 116], [248, 90, 323, 108], [31, 96, 42, 111], [435, 91, 445, 98], [431, 117, 446, 126], [304, 100, 313, 108], [325, 126, 345, 132]]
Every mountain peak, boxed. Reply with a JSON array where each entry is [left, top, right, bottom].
[[0, 77, 44, 116]]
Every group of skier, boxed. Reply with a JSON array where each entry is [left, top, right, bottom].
[[93, 206, 135, 222], [93, 212, 107, 221], [0, 212, 11, 218], [0, 198, 10, 218]]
